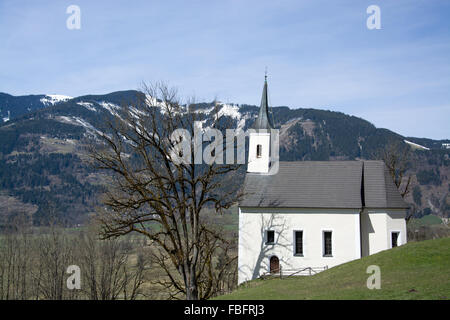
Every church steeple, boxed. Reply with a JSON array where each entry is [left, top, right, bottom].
[[252, 74, 273, 130], [247, 74, 274, 174]]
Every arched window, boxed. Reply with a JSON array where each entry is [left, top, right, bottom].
[[256, 144, 262, 158]]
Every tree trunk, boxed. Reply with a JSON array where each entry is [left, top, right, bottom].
[[185, 268, 199, 300]]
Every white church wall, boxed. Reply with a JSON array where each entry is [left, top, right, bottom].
[[361, 209, 386, 256], [238, 207, 361, 285], [360, 209, 407, 257], [386, 209, 407, 248]]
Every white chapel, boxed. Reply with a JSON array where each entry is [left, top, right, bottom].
[[238, 78, 408, 284]]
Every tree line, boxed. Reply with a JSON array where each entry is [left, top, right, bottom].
[[0, 220, 148, 300]]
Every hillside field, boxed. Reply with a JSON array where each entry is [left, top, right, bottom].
[[215, 237, 450, 300]]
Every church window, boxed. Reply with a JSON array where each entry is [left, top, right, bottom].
[[256, 144, 262, 158], [294, 231, 303, 256], [323, 231, 332, 256], [266, 230, 274, 244]]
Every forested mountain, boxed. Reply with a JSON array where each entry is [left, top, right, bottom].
[[0, 92, 72, 122], [0, 90, 448, 226]]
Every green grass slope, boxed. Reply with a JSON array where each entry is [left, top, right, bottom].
[[216, 237, 450, 300]]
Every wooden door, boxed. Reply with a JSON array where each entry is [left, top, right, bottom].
[[270, 256, 279, 273]]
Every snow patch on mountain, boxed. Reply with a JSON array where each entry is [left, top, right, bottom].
[[40, 95, 73, 106], [97, 101, 120, 115], [55, 115, 102, 136], [77, 102, 97, 112], [145, 94, 157, 107], [143, 95, 243, 122], [2, 111, 10, 123], [404, 140, 430, 151], [144, 94, 189, 115], [194, 106, 215, 114], [217, 103, 241, 119], [192, 103, 243, 120], [129, 106, 148, 118]]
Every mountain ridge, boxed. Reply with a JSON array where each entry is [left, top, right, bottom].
[[2, 90, 448, 145], [0, 90, 448, 226]]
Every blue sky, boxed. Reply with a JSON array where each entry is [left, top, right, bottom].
[[1, 0, 449, 139]]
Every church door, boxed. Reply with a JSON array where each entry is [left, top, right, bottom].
[[270, 256, 279, 274]]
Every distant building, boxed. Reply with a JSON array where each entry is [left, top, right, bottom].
[[238, 78, 408, 284]]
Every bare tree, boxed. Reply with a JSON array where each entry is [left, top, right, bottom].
[[89, 82, 243, 300], [376, 141, 412, 198], [0, 213, 33, 300], [375, 140, 414, 221], [77, 226, 148, 300], [34, 226, 76, 300], [0, 213, 150, 300]]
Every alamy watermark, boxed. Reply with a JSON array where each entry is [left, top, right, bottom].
[[66, 265, 81, 290], [66, 5, 81, 30], [65, 5, 381, 31], [366, 265, 381, 289], [170, 126, 280, 175], [367, 5, 381, 30]]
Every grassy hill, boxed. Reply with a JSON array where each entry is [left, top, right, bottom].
[[215, 237, 450, 300]]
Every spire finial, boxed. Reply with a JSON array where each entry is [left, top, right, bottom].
[[264, 66, 268, 81]]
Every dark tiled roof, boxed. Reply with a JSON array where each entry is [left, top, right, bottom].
[[363, 160, 408, 209], [240, 161, 408, 209]]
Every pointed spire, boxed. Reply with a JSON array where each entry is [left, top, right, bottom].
[[252, 72, 274, 130]]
